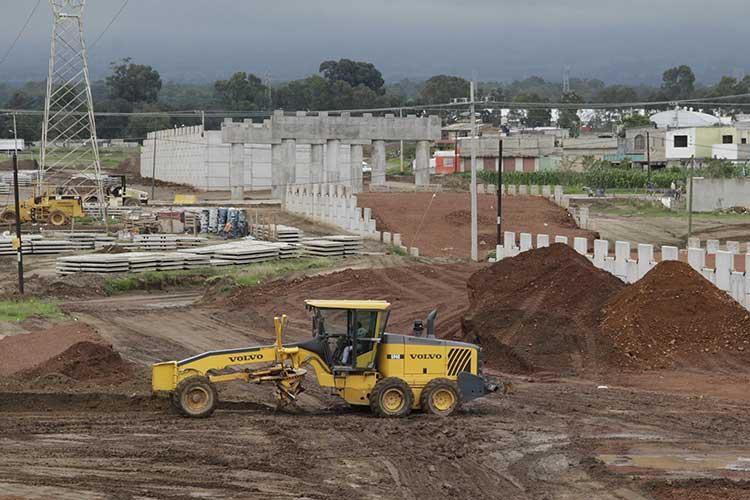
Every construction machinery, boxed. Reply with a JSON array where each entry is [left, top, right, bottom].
[[152, 300, 499, 418], [0, 194, 84, 227], [72, 174, 149, 207]]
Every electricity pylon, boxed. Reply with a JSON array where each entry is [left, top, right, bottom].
[[41, 0, 105, 214]]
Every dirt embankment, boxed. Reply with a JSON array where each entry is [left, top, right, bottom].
[[461, 243, 625, 374], [218, 263, 481, 341], [601, 260, 750, 371], [0, 322, 138, 390], [357, 192, 597, 259], [0, 273, 107, 301], [463, 244, 750, 375]]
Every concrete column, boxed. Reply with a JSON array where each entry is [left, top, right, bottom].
[[372, 140, 387, 186], [350, 144, 364, 193], [230, 143, 244, 201], [271, 143, 283, 201], [415, 140, 430, 186], [282, 138, 297, 187], [310, 144, 324, 184], [325, 139, 340, 184]]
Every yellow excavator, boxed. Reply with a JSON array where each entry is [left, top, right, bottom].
[[152, 300, 499, 418]]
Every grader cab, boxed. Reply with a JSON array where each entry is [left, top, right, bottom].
[[152, 300, 498, 418]]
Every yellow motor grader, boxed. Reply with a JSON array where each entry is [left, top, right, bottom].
[[152, 300, 499, 418]]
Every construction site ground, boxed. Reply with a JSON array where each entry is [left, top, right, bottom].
[[2, 167, 750, 499], [582, 198, 750, 247], [357, 192, 597, 259], [2, 259, 750, 499]]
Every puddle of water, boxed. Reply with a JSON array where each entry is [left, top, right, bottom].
[[599, 452, 750, 473]]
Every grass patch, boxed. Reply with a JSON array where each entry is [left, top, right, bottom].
[[388, 244, 408, 256], [103, 258, 336, 295], [587, 199, 750, 220], [0, 299, 63, 322]]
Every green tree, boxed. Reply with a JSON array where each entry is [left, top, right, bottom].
[[106, 58, 162, 104], [513, 93, 551, 127], [419, 75, 470, 104], [274, 75, 334, 110], [558, 91, 583, 137], [621, 114, 653, 128], [661, 65, 696, 100], [214, 72, 269, 110], [319, 59, 385, 95], [0, 91, 42, 141], [596, 85, 638, 103], [126, 104, 170, 138]]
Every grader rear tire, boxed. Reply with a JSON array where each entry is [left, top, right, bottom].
[[369, 377, 413, 418], [172, 376, 218, 418], [420, 378, 460, 417], [48, 210, 68, 226]]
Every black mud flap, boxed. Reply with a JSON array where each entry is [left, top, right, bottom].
[[458, 372, 498, 402]]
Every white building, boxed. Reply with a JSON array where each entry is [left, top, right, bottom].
[[0, 139, 25, 154]]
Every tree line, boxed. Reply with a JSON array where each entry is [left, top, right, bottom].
[[1, 59, 748, 141]]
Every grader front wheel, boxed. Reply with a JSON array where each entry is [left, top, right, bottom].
[[172, 376, 218, 418]]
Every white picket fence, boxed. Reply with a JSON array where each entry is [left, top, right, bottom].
[[497, 232, 750, 310]]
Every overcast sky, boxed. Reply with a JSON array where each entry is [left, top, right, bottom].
[[0, 0, 746, 85]]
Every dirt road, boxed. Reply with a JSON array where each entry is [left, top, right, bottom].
[[2, 375, 750, 499]]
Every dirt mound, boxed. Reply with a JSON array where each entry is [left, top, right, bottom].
[[600, 260, 750, 371], [0, 323, 101, 376], [216, 263, 480, 342], [0, 274, 106, 300], [461, 243, 625, 374], [19, 341, 134, 385]]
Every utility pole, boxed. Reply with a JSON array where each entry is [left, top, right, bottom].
[[687, 158, 694, 241], [497, 139, 503, 248], [470, 80, 478, 262], [399, 108, 404, 173], [11, 114, 24, 294], [646, 132, 651, 186], [151, 137, 158, 201]]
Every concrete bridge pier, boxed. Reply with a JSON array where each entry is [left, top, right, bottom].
[[372, 140, 386, 186], [350, 144, 364, 193], [415, 140, 430, 186], [310, 143, 324, 184], [326, 139, 340, 183], [230, 143, 244, 201]]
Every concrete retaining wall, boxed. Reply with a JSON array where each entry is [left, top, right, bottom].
[[140, 126, 350, 192], [496, 233, 750, 310], [688, 177, 750, 212], [283, 184, 419, 256]]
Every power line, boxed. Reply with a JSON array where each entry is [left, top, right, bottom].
[[90, 0, 130, 49], [0, 0, 43, 68]]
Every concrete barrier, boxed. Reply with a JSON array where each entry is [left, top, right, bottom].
[[495, 232, 750, 311]]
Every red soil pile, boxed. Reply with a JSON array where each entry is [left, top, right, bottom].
[[0, 322, 101, 376], [600, 260, 750, 371], [461, 243, 626, 374], [18, 341, 134, 384]]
